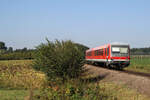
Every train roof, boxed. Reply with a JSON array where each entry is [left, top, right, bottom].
[[110, 42, 129, 46], [86, 42, 129, 52]]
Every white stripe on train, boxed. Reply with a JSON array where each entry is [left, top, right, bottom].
[[86, 59, 129, 62]]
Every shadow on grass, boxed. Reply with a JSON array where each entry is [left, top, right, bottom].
[[80, 73, 109, 83], [122, 70, 150, 78], [0, 87, 27, 90]]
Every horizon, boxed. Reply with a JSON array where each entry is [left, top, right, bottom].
[[2, 40, 150, 50], [0, 0, 150, 49]]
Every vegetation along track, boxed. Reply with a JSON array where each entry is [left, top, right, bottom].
[[84, 64, 150, 97]]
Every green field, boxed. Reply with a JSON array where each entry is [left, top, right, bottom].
[[125, 56, 150, 73], [0, 60, 149, 100]]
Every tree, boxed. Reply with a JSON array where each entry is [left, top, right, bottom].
[[0, 42, 7, 50], [22, 47, 27, 52], [0, 41, 7, 54], [8, 47, 13, 53]]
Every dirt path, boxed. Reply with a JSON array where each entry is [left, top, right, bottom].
[[84, 64, 150, 97]]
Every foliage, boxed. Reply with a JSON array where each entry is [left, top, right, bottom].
[[0, 49, 35, 60], [75, 43, 89, 56], [0, 41, 7, 50], [0, 41, 35, 60], [34, 80, 109, 100], [33, 79, 147, 100], [7, 47, 13, 53], [33, 39, 87, 82], [131, 47, 150, 55], [0, 41, 7, 54]]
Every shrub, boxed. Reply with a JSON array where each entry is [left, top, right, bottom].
[[33, 79, 110, 100], [33, 39, 86, 82]]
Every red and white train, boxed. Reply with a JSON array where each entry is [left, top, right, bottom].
[[85, 43, 130, 69]]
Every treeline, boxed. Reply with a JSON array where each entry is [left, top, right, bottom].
[[0, 49, 35, 60], [0, 41, 89, 60], [131, 47, 150, 55], [0, 41, 35, 60]]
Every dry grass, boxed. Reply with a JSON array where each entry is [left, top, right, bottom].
[[0, 60, 47, 89]]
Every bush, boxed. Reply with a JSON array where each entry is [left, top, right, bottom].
[[33, 39, 86, 82]]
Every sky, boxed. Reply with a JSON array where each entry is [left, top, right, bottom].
[[0, 0, 150, 49]]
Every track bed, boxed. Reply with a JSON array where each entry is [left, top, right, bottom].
[[84, 64, 150, 97]]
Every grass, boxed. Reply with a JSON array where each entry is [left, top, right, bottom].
[[0, 60, 149, 100], [0, 60, 47, 100], [0, 60, 32, 66], [0, 60, 47, 89], [125, 56, 150, 73], [0, 89, 28, 100]]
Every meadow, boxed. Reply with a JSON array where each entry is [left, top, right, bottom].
[[0, 60, 149, 100], [125, 55, 150, 73]]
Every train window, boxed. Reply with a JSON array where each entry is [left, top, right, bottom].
[[120, 48, 128, 53], [94, 49, 104, 56], [87, 52, 92, 56], [96, 50, 99, 55], [112, 47, 120, 52], [97, 49, 103, 56], [101, 49, 103, 56], [94, 50, 99, 56], [98, 49, 100, 55], [94, 51, 96, 56], [89, 51, 92, 56], [98, 50, 100, 55]]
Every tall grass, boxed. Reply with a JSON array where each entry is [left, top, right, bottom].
[[0, 60, 47, 89]]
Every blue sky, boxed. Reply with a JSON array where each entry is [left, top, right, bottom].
[[0, 0, 150, 49]]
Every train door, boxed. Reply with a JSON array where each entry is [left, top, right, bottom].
[[104, 48, 106, 59], [107, 47, 109, 59]]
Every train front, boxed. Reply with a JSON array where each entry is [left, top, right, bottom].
[[109, 43, 130, 68]]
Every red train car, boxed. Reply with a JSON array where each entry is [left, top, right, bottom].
[[85, 43, 130, 69]]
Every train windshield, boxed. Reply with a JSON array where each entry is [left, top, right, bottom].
[[111, 46, 129, 57]]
